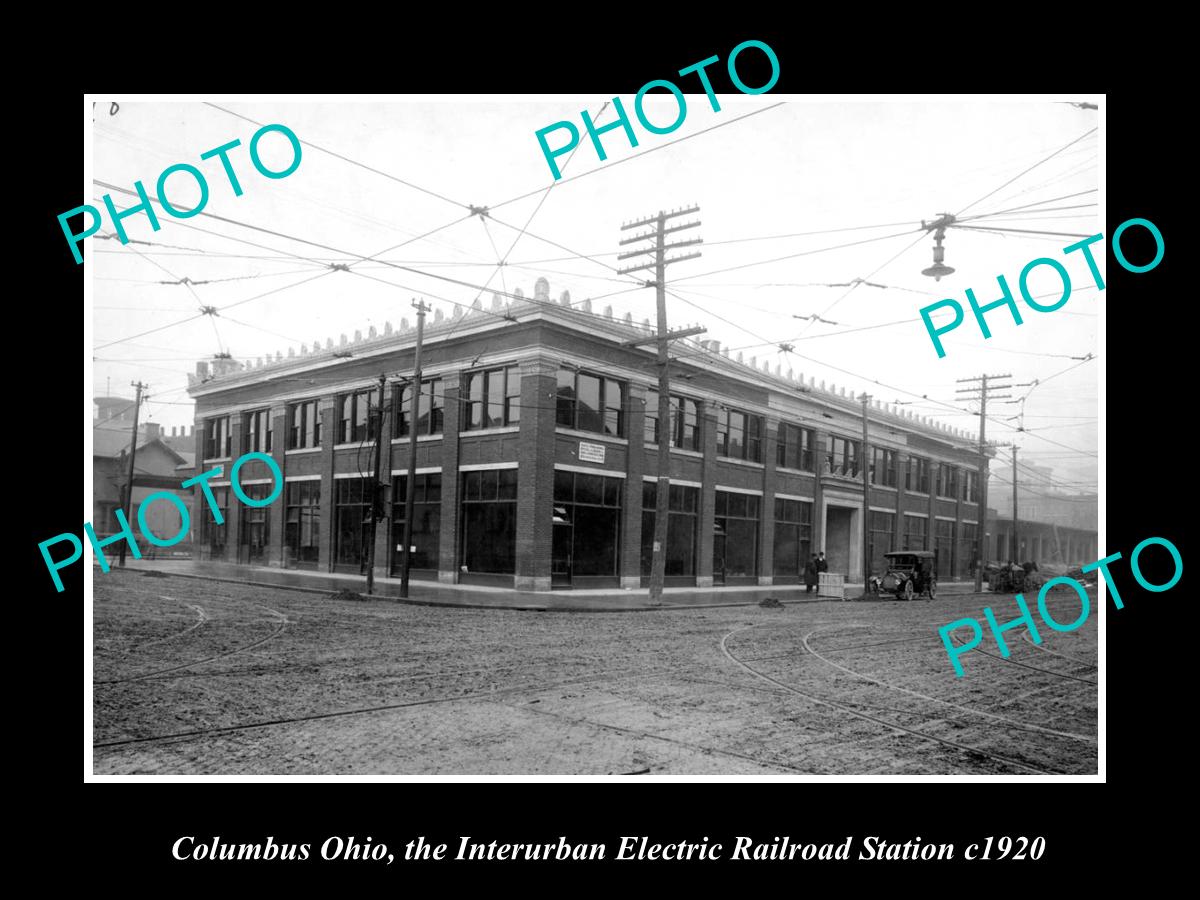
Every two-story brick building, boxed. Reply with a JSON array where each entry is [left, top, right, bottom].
[[185, 278, 989, 593]]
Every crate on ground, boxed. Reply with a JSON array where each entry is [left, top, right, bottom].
[[818, 572, 845, 600]]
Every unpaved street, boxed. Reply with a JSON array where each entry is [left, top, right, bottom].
[[92, 570, 1098, 775]]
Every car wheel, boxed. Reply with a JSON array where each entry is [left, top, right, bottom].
[[928, 579, 937, 600], [903, 580, 913, 601]]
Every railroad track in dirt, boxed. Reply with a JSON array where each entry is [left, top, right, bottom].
[[1021, 631, 1098, 670], [720, 624, 1081, 775], [94, 592, 290, 686], [950, 634, 1097, 685]]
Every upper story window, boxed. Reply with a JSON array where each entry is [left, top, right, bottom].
[[393, 378, 444, 438], [643, 392, 700, 450], [777, 423, 815, 471], [556, 368, 625, 437], [337, 388, 379, 444], [905, 456, 931, 493], [869, 447, 897, 487], [962, 469, 980, 503], [464, 365, 520, 430], [826, 435, 860, 478], [244, 409, 273, 454], [287, 399, 321, 450], [936, 463, 960, 499], [203, 415, 231, 459], [716, 407, 762, 462]]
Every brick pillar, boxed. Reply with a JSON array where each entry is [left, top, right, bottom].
[[926, 469, 936, 550], [318, 398, 336, 571], [812, 430, 827, 555], [895, 452, 907, 553], [759, 416, 779, 585], [696, 402, 719, 588], [621, 384, 647, 589], [267, 406, 287, 567], [514, 358, 557, 592], [225, 416, 244, 557], [438, 372, 462, 584]]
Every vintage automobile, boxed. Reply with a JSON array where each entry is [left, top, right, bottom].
[[877, 550, 938, 600]]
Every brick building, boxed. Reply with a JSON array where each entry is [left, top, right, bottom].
[[185, 279, 990, 592]]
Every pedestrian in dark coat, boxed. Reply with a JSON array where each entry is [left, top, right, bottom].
[[804, 554, 819, 593], [817, 552, 829, 574]]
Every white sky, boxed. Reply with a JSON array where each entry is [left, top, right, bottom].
[[89, 96, 1100, 492]]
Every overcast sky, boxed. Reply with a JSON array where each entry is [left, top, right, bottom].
[[89, 97, 1100, 491]]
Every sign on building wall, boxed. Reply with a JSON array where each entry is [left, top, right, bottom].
[[578, 442, 606, 464]]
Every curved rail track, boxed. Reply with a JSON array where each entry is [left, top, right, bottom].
[[720, 624, 1065, 775]]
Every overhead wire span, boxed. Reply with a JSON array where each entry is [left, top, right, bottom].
[[487, 102, 788, 211], [953, 127, 1098, 217]]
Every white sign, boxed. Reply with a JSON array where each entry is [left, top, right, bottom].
[[578, 441, 606, 463]]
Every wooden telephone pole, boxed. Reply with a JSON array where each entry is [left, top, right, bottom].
[[364, 371, 388, 596], [860, 392, 871, 596], [955, 373, 1012, 591], [118, 381, 147, 567], [400, 299, 430, 600], [617, 207, 703, 604]]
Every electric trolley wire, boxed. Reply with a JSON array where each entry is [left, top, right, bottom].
[[487, 102, 788, 211], [203, 102, 471, 212], [953, 127, 1098, 217]]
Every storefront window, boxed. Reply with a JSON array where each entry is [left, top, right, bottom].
[[553, 470, 622, 580], [334, 479, 372, 569], [715, 490, 760, 578], [935, 518, 954, 574], [903, 513, 928, 551], [773, 498, 813, 579], [868, 510, 894, 575], [391, 473, 441, 574], [641, 482, 699, 579], [239, 483, 271, 564], [957, 523, 978, 578], [284, 481, 320, 568], [202, 485, 229, 559], [460, 469, 518, 574]]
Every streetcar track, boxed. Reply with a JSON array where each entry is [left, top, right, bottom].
[[491, 698, 812, 775], [801, 630, 1094, 743], [95, 600, 289, 685], [1021, 631, 1098, 669], [952, 635, 1097, 685], [94, 664, 692, 750], [719, 624, 1061, 775]]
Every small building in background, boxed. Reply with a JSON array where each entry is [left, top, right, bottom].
[[93, 398, 196, 556]]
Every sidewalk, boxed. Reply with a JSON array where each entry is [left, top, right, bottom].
[[112, 560, 982, 611]]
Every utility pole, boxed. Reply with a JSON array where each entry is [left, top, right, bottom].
[[400, 299, 430, 600], [118, 381, 147, 567], [860, 392, 871, 596], [1011, 445, 1020, 564], [956, 373, 1012, 591], [364, 371, 388, 596], [617, 207, 703, 605]]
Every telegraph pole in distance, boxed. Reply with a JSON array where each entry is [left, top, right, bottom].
[[617, 207, 703, 605], [118, 381, 147, 567], [400, 299, 430, 600], [860, 392, 871, 597], [1011, 444, 1020, 564], [956, 372, 1012, 591], [365, 371, 388, 596]]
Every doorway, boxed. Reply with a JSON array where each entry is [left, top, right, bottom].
[[551, 518, 572, 588]]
